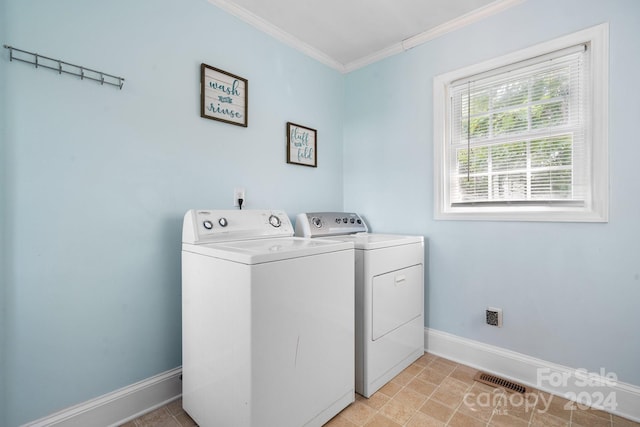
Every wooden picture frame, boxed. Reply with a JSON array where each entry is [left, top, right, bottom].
[[200, 63, 248, 127], [286, 122, 317, 167]]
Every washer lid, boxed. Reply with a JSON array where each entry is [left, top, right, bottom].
[[327, 233, 423, 250], [182, 236, 353, 264]]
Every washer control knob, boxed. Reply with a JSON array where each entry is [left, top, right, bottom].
[[312, 217, 322, 228], [269, 214, 281, 228], [357, 219, 362, 224], [203, 220, 213, 230], [350, 218, 355, 224], [218, 217, 228, 227], [335, 218, 341, 224], [342, 218, 348, 224]]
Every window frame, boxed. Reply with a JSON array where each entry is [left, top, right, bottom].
[[433, 23, 609, 222]]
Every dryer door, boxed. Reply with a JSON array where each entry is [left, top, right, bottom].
[[371, 264, 423, 340]]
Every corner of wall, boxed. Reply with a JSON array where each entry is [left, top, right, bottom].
[[0, 39, 8, 427]]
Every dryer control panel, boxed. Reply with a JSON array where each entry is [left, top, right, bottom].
[[183, 209, 293, 244], [295, 212, 368, 237]]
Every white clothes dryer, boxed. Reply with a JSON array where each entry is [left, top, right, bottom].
[[295, 212, 424, 398], [182, 209, 355, 427]]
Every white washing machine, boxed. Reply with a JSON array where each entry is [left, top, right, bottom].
[[182, 209, 355, 427], [295, 212, 424, 398]]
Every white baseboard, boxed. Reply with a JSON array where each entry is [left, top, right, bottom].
[[425, 327, 640, 422], [22, 367, 182, 427], [21, 331, 640, 426]]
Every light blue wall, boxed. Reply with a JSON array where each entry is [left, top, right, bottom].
[[345, 0, 640, 388], [2, 0, 344, 425], [4, 0, 640, 425], [1, 0, 8, 421]]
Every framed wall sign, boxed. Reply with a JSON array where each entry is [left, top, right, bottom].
[[200, 63, 248, 127], [286, 122, 317, 167]]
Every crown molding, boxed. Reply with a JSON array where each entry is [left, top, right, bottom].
[[207, 0, 346, 73], [345, 0, 524, 72], [402, 0, 525, 51], [343, 43, 405, 74], [208, 0, 524, 74]]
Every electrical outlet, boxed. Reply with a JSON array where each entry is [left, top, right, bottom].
[[486, 307, 503, 327], [234, 188, 245, 207]]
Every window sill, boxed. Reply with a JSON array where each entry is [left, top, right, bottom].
[[435, 205, 608, 222]]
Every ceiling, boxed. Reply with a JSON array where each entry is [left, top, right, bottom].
[[208, 0, 523, 72]]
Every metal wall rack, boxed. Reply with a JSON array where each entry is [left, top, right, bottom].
[[3, 45, 125, 89]]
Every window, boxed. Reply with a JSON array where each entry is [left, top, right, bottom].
[[433, 24, 608, 222]]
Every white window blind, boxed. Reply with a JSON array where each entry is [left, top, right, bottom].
[[448, 44, 589, 207]]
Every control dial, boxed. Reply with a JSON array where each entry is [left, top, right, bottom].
[[312, 217, 322, 228], [203, 220, 213, 230], [218, 217, 228, 227], [268, 214, 282, 228]]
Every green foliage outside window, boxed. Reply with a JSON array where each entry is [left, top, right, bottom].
[[455, 66, 575, 202]]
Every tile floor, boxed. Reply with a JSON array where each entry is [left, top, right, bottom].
[[122, 353, 640, 427]]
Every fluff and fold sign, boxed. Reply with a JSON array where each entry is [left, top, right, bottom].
[[201, 63, 248, 127], [287, 122, 317, 167]]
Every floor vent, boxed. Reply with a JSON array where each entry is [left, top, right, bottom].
[[473, 371, 528, 394]]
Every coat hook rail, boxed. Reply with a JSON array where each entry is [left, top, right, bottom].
[[3, 44, 125, 89]]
